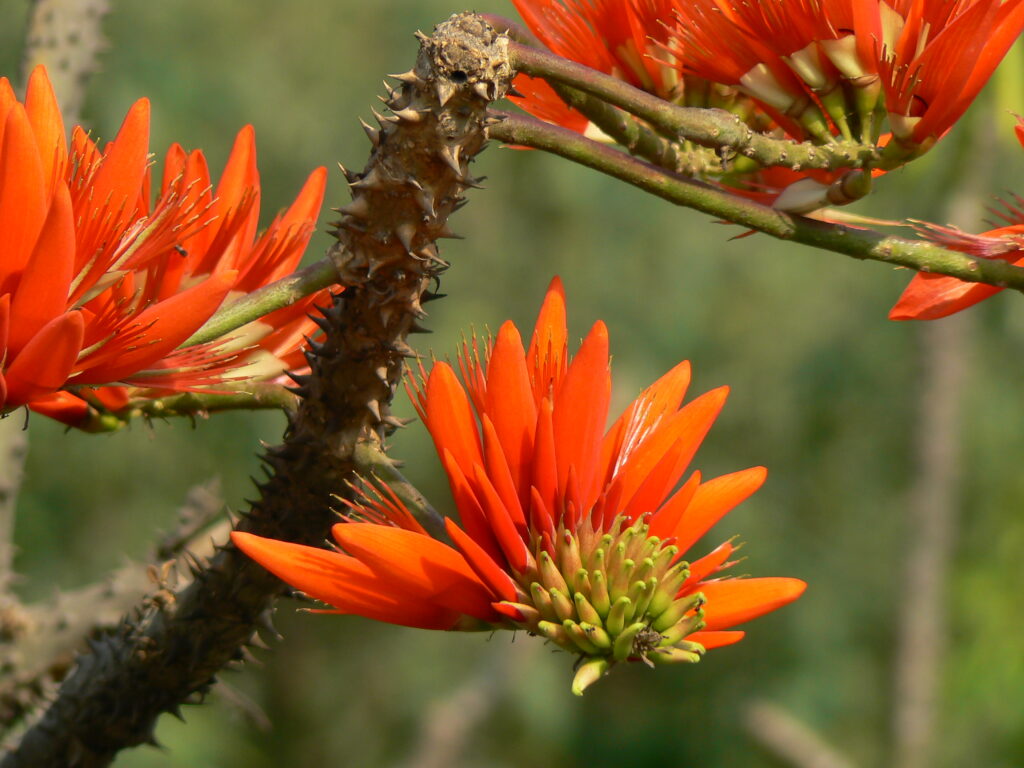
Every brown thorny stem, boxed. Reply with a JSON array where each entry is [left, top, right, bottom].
[[2, 14, 511, 766]]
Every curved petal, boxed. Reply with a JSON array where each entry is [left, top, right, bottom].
[[91, 98, 150, 229], [485, 321, 537, 500], [526, 276, 567, 401], [0, 104, 47, 288], [699, 577, 807, 630], [672, 466, 767, 553], [686, 630, 745, 650], [8, 182, 75, 355], [612, 387, 729, 518], [3, 311, 84, 406], [889, 271, 1002, 321], [553, 320, 610, 502], [424, 362, 484, 477], [331, 522, 501, 622], [232, 532, 462, 630], [600, 360, 691, 488], [73, 271, 236, 384], [445, 518, 519, 602], [24, 65, 66, 197]]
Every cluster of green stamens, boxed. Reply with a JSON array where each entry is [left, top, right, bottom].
[[498, 515, 707, 695]]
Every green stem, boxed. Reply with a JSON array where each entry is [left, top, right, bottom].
[[352, 442, 445, 539], [183, 257, 340, 347], [506, 42, 880, 173], [485, 14, 699, 174], [74, 384, 299, 433], [488, 111, 1024, 292]]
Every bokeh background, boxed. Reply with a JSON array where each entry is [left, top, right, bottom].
[[2, 1, 1024, 766]]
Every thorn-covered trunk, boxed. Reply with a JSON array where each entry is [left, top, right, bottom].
[[2, 14, 511, 767]]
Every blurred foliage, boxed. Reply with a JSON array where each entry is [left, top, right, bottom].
[[2, 1, 1024, 766]]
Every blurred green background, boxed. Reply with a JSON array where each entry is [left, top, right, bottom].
[[2, 1, 1024, 766]]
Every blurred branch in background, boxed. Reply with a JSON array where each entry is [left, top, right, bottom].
[[0, 418, 28, 602], [397, 642, 534, 768], [890, 117, 991, 768], [0, 479, 226, 740], [745, 700, 857, 768], [19, 0, 108, 124]]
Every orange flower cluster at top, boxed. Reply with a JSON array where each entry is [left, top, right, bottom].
[[234, 279, 805, 693], [511, 0, 1024, 158], [0, 66, 329, 424]]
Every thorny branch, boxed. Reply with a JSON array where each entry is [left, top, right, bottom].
[[20, 0, 109, 127], [0, 480, 225, 735], [2, 13, 511, 766]]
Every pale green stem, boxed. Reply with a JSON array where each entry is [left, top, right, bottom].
[[183, 257, 340, 347], [73, 383, 300, 433], [487, 111, 1024, 292], [506, 41, 881, 173]]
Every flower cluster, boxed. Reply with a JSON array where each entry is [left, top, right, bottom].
[[234, 279, 805, 693], [0, 67, 328, 423], [509, 0, 1024, 178]]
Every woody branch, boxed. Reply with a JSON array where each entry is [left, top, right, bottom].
[[2, 13, 510, 766]]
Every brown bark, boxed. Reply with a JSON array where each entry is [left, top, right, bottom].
[[1, 14, 512, 766]]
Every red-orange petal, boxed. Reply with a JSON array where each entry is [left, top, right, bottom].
[[8, 182, 75, 355], [331, 522, 501, 621], [687, 630, 745, 650], [647, 471, 701, 541], [74, 270, 236, 384], [612, 386, 728, 518], [3, 311, 84, 405], [553, 320, 610, 501], [480, 414, 528, 533], [0, 104, 48, 288], [672, 466, 767, 553], [599, 360, 692, 489], [889, 270, 1002, 320], [24, 66, 66, 197], [232, 531, 462, 630], [445, 518, 519, 602], [526, 276, 568, 401], [485, 321, 537, 500], [699, 577, 806, 631], [471, 462, 530, 573], [425, 362, 484, 478], [90, 99, 150, 229]]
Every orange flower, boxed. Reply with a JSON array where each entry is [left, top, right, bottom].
[[671, 0, 1024, 152], [890, 120, 1024, 320], [0, 66, 328, 420], [510, 0, 684, 132], [234, 278, 805, 693]]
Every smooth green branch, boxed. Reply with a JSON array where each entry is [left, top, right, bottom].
[[487, 111, 1024, 292], [507, 42, 880, 173], [183, 257, 341, 348], [73, 384, 300, 433]]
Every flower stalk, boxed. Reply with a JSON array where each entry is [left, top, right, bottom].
[[506, 41, 881, 173], [487, 111, 1024, 293], [183, 257, 341, 347]]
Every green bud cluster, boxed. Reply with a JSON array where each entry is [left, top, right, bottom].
[[498, 515, 707, 695]]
